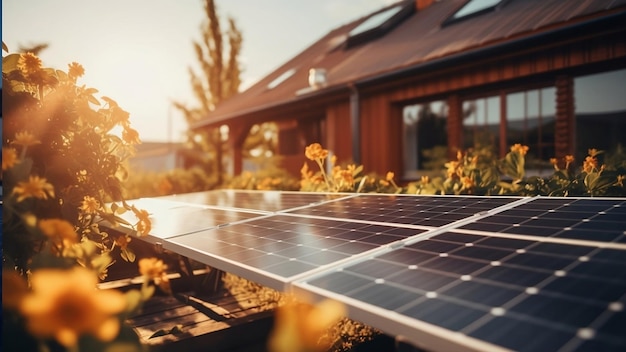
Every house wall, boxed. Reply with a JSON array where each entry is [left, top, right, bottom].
[[345, 28, 626, 179]]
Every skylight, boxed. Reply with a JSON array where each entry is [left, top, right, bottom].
[[349, 5, 404, 37], [267, 68, 296, 89], [451, 0, 503, 20]]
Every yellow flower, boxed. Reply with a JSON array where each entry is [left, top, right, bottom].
[[122, 127, 141, 144], [444, 161, 459, 178], [80, 196, 100, 214], [133, 208, 152, 236], [420, 176, 430, 184], [13, 175, 55, 202], [114, 235, 132, 250], [2, 147, 18, 171], [305, 143, 329, 161], [19, 267, 126, 347], [582, 156, 598, 173], [588, 148, 601, 157], [510, 144, 529, 155], [2, 270, 29, 310], [38, 219, 79, 250], [67, 62, 85, 79], [268, 298, 346, 352], [461, 176, 475, 190], [139, 258, 167, 279], [17, 52, 43, 77], [617, 175, 625, 187], [12, 131, 41, 147], [385, 171, 395, 182], [139, 257, 171, 294]]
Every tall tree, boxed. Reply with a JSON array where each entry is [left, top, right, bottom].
[[173, 0, 243, 182]]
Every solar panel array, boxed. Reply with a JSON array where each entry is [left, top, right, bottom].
[[113, 190, 626, 352]]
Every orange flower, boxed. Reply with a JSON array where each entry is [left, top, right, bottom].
[[564, 155, 575, 164], [2, 147, 18, 171], [38, 219, 79, 249], [582, 156, 598, 173], [17, 52, 42, 77], [510, 144, 529, 156], [80, 196, 100, 214], [122, 127, 141, 144], [139, 257, 171, 294], [133, 208, 152, 236], [67, 62, 85, 79], [305, 143, 329, 161], [12, 131, 41, 147], [114, 235, 132, 250], [269, 298, 346, 352], [385, 171, 395, 182], [461, 176, 475, 190], [19, 267, 126, 347], [2, 270, 29, 310], [13, 176, 55, 202]]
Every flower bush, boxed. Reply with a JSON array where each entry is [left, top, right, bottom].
[[2, 46, 158, 351]]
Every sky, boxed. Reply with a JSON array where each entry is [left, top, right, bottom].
[[3, 0, 396, 142]]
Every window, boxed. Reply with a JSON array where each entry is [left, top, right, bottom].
[[507, 87, 556, 165], [267, 68, 296, 89], [444, 0, 503, 25], [346, 2, 414, 48], [462, 95, 500, 150], [461, 87, 556, 168], [403, 101, 448, 177], [349, 5, 404, 37], [574, 68, 626, 161]]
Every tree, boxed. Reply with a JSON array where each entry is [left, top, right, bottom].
[[173, 0, 243, 183]]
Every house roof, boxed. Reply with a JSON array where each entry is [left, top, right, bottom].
[[194, 0, 626, 129]]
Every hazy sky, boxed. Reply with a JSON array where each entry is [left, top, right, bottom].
[[3, 0, 396, 142]]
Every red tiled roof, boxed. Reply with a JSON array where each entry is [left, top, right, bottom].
[[194, 0, 626, 128]]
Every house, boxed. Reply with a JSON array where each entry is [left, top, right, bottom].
[[128, 142, 186, 172], [193, 0, 626, 181]]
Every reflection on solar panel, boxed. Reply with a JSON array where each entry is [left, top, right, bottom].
[[156, 189, 349, 212], [108, 191, 626, 351]]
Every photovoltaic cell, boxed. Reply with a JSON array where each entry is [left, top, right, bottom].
[[287, 194, 519, 227], [166, 214, 426, 288], [296, 231, 626, 351], [114, 198, 265, 239], [107, 191, 626, 351], [459, 197, 626, 244]]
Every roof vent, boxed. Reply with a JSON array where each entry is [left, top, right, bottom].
[[308, 68, 327, 89]]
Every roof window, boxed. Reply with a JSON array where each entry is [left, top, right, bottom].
[[267, 68, 296, 89], [445, 0, 503, 24], [346, 1, 414, 48]]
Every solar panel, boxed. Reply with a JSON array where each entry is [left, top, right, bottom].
[[166, 214, 426, 289], [294, 231, 626, 351], [458, 197, 626, 244], [287, 194, 521, 227], [106, 191, 626, 351]]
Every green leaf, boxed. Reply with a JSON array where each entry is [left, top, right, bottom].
[[2, 53, 21, 73]]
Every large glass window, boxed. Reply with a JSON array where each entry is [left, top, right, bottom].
[[403, 101, 448, 177], [507, 87, 556, 166], [462, 95, 500, 151], [574, 69, 626, 161]]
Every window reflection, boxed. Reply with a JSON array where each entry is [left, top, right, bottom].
[[462, 96, 500, 151], [507, 87, 556, 165], [403, 101, 448, 176], [574, 69, 626, 161]]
